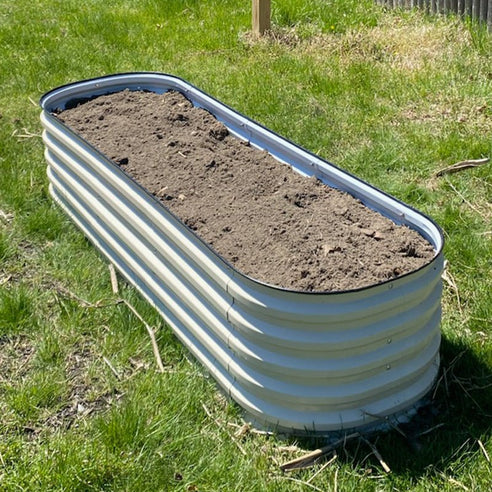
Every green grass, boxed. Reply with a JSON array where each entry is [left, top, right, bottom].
[[0, 0, 491, 490]]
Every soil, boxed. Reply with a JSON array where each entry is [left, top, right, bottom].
[[56, 90, 435, 292]]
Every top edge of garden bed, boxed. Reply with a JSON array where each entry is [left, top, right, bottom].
[[40, 72, 444, 295]]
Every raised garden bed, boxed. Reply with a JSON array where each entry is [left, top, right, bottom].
[[40, 73, 444, 434]]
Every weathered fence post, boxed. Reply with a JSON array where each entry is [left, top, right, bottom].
[[252, 0, 271, 35]]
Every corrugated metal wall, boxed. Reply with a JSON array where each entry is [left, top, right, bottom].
[[376, 0, 492, 30], [40, 73, 445, 434]]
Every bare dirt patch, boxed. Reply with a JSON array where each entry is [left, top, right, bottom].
[[0, 336, 115, 435], [56, 90, 435, 292], [42, 342, 119, 431]]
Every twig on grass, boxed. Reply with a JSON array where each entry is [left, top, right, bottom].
[[447, 438, 472, 464], [306, 452, 337, 483], [227, 421, 274, 436], [432, 350, 466, 400], [454, 376, 491, 417], [201, 403, 247, 456], [108, 263, 119, 294], [121, 299, 166, 374], [360, 436, 391, 474], [11, 128, 42, 139], [280, 432, 360, 471], [456, 374, 492, 391], [444, 177, 489, 220], [445, 476, 469, 491], [443, 366, 450, 397], [233, 423, 251, 438], [477, 439, 490, 463], [0, 274, 12, 286], [102, 356, 121, 380], [53, 284, 167, 374], [0, 209, 14, 223], [441, 260, 463, 316], [435, 157, 489, 177], [54, 284, 120, 309], [276, 445, 302, 453], [414, 423, 445, 438]]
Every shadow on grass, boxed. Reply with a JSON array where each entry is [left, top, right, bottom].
[[285, 336, 492, 476], [371, 336, 492, 476]]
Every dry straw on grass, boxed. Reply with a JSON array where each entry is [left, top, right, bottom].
[[302, 15, 469, 70]]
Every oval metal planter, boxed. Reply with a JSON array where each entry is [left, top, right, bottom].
[[40, 73, 444, 434]]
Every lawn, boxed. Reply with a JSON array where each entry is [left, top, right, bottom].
[[0, 1, 491, 490]]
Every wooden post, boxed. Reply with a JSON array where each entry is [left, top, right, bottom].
[[252, 0, 270, 35]]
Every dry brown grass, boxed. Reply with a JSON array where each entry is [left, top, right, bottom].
[[304, 15, 473, 68]]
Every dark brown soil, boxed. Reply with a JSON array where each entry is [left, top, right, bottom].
[[56, 90, 435, 292]]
